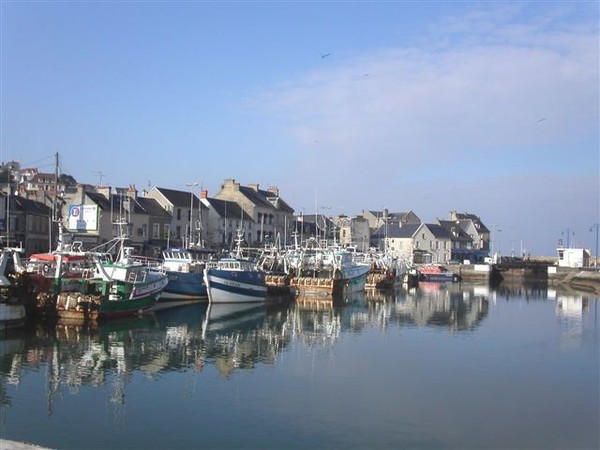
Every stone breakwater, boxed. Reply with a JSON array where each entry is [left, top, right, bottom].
[[559, 270, 600, 294]]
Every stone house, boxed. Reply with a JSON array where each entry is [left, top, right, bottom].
[[437, 219, 484, 262], [144, 186, 209, 249], [362, 209, 421, 231], [373, 222, 452, 264], [214, 179, 294, 246], [335, 215, 370, 252], [200, 191, 254, 249], [449, 211, 490, 252], [60, 185, 172, 256], [0, 194, 51, 255]]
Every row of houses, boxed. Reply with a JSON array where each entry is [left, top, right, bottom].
[[0, 163, 490, 263]]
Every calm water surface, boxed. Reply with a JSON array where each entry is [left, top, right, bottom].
[[1, 282, 598, 449]]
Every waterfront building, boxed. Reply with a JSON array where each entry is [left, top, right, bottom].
[[59, 185, 171, 256], [557, 247, 592, 268], [295, 214, 335, 242], [200, 191, 254, 249], [362, 209, 421, 231], [144, 186, 209, 250], [0, 193, 51, 254], [437, 219, 487, 263], [213, 179, 294, 246], [373, 222, 452, 264], [449, 211, 490, 253], [335, 215, 370, 251]]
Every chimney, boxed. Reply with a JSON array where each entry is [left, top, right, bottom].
[[267, 186, 279, 196], [127, 184, 137, 199], [201, 189, 208, 199], [221, 178, 240, 191], [249, 183, 260, 192]]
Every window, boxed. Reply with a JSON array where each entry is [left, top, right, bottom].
[[164, 224, 171, 239], [177, 208, 181, 220], [153, 223, 160, 239]]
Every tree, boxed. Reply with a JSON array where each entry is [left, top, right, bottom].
[[59, 173, 77, 186]]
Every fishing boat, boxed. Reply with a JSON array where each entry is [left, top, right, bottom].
[[203, 232, 267, 304], [158, 247, 214, 303], [25, 247, 99, 295], [0, 247, 31, 331], [288, 242, 372, 297], [35, 222, 169, 320], [361, 250, 416, 289], [417, 264, 459, 282]]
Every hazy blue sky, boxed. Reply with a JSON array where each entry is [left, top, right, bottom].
[[1, 1, 598, 256]]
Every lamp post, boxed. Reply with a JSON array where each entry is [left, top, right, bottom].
[[591, 223, 599, 268], [186, 182, 199, 248]]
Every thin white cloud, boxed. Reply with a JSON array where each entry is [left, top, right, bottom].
[[248, 4, 598, 255], [252, 5, 597, 176]]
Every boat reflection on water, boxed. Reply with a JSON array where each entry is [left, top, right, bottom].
[[199, 300, 292, 378], [0, 299, 295, 407], [1, 284, 595, 408]]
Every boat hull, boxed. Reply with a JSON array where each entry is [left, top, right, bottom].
[[292, 264, 371, 297], [0, 302, 26, 331], [419, 273, 457, 282], [35, 277, 167, 320], [204, 269, 267, 303], [161, 271, 207, 301]]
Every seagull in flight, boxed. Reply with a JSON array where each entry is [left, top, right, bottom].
[[537, 118, 546, 123], [321, 52, 331, 58]]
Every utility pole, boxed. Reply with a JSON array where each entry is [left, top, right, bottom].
[[186, 182, 199, 249], [561, 227, 575, 248]]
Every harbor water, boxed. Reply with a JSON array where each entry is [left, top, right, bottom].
[[1, 282, 598, 449]]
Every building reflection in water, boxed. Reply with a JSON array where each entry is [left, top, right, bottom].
[[379, 282, 490, 333], [2, 283, 597, 412], [548, 287, 596, 349]]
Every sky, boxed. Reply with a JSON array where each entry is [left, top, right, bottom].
[[0, 1, 598, 257]]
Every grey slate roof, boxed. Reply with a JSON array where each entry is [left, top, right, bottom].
[[208, 198, 254, 223], [85, 192, 111, 210], [372, 223, 420, 239], [453, 213, 490, 233], [137, 197, 172, 218], [85, 192, 176, 218], [155, 187, 202, 209], [426, 223, 453, 239], [8, 195, 51, 215], [438, 220, 473, 243], [238, 186, 294, 213]]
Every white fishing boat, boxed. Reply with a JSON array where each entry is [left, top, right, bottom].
[[203, 232, 267, 304], [287, 241, 371, 297]]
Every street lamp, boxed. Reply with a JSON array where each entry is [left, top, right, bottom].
[[186, 182, 199, 248], [591, 223, 599, 268]]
